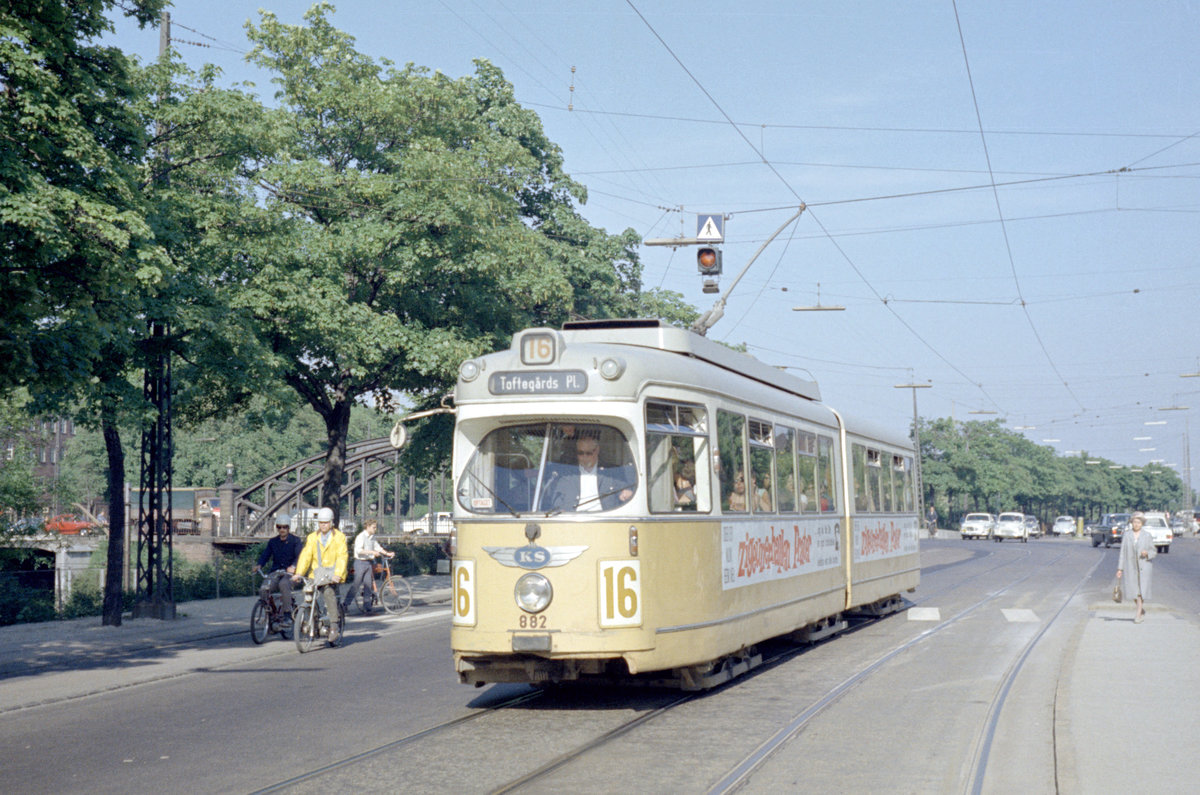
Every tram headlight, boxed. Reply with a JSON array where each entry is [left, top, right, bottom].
[[599, 356, 626, 380], [459, 360, 481, 382], [514, 573, 552, 613]]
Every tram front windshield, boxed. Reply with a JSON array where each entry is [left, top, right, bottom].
[[458, 422, 637, 516]]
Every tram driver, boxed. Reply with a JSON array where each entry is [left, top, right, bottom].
[[545, 435, 634, 512]]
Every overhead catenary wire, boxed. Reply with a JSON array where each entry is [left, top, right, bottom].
[[625, 0, 1003, 409]]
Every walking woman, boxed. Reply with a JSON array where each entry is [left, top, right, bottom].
[[1117, 511, 1156, 623]]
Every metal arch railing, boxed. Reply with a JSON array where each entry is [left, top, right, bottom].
[[233, 438, 402, 537]]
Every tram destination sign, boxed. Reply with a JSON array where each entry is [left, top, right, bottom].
[[488, 370, 588, 395]]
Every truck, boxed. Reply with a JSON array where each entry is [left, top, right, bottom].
[[401, 511, 454, 535], [1088, 513, 1130, 548]]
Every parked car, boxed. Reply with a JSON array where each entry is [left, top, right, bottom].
[[1052, 515, 1076, 536], [960, 512, 995, 540], [1024, 515, 1042, 538], [1141, 511, 1172, 554], [993, 511, 1028, 542], [45, 514, 94, 534]]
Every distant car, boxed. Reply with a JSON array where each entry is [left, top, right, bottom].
[[1141, 511, 1172, 554], [960, 512, 995, 540], [4, 517, 45, 535], [45, 514, 93, 534], [1052, 515, 1076, 536], [993, 512, 1028, 542], [1024, 515, 1041, 538], [1090, 513, 1131, 548]]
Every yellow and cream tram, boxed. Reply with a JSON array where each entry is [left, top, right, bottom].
[[445, 319, 919, 689]]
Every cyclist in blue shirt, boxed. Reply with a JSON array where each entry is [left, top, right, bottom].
[[253, 513, 303, 619]]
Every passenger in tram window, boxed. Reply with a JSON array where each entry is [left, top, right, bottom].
[[755, 473, 773, 512], [727, 474, 748, 511], [820, 490, 832, 512], [544, 436, 634, 512], [674, 460, 696, 509]]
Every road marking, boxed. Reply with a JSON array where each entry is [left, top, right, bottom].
[[907, 607, 940, 621], [1001, 608, 1039, 622]]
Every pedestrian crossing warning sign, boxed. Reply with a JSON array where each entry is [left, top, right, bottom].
[[696, 214, 724, 242]]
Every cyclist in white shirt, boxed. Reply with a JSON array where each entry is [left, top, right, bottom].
[[342, 519, 394, 615]]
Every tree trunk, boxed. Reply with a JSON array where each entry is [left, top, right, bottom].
[[101, 412, 125, 626], [320, 398, 352, 527]]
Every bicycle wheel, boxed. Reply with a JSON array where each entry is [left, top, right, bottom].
[[379, 576, 412, 615], [295, 603, 318, 653], [250, 600, 269, 645]]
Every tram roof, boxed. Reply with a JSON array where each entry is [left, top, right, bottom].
[[560, 319, 820, 403]]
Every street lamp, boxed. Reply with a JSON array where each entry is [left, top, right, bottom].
[[1159, 404, 1193, 520], [792, 283, 845, 312], [894, 380, 932, 533]]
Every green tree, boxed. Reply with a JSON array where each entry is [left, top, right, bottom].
[[0, 392, 39, 521], [228, 6, 652, 522], [1, 0, 173, 625]]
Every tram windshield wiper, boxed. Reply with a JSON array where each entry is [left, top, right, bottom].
[[552, 482, 635, 514]]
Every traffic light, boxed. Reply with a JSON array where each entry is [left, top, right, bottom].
[[697, 246, 722, 294], [696, 246, 722, 276]]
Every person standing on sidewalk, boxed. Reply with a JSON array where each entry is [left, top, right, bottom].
[[342, 519, 394, 615], [1117, 511, 1156, 623], [293, 507, 348, 645]]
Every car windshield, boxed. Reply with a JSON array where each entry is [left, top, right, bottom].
[[1143, 517, 1168, 528], [457, 422, 637, 516], [999, 513, 1023, 522], [964, 514, 990, 521]]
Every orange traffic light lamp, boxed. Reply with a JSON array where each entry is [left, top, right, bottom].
[[696, 246, 722, 275]]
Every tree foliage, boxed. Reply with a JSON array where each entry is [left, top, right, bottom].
[[919, 418, 1188, 524], [211, 5, 659, 519]]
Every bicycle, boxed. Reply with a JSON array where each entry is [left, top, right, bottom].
[[250, 570, 295, 643], [293, 576, 345, 653], [353, 557, 412, 615]]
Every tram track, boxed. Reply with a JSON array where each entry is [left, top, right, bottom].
[[249, 688, 546, 794], [706, 547, 1101, 794]]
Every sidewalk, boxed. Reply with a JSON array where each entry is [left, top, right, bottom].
[[0, 574, 451, 713], [1059, 601, 1200, 794]]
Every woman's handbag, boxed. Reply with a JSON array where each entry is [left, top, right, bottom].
[[1112, 579, 1123, 603]]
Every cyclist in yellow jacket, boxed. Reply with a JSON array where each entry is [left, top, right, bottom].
[[293, 507, 349, 645]]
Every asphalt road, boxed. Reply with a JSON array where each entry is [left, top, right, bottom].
[[5, 537, 1199, 793]]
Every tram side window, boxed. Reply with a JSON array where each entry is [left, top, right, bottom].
[[897, 458, 912, 513], [748, 419, 774, 513], [818, 435, 837, 512], [796, 431, 818, 513], [880, 454, 896, 512], [852, 444, 866, 512], [645, 401, 711, 514], [853, 444, 882, 512], [717, 410, 748, 512], [774, 426, 797, 513], [865, 448, 883, 511]]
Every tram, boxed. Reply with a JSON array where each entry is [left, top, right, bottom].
[[440, 319, 919, 689]]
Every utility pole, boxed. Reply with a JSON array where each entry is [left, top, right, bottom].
[[895, 381, 932, 534], [134, 11, 175, 619]]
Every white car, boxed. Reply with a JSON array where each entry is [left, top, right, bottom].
[[1052, 515, 1076, 536], [960, 512, 995, 540], [1141, 511, 1172, 554], [993, 511, 1028, 543]]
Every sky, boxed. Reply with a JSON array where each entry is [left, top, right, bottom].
[[104, 1, 1200, 482]]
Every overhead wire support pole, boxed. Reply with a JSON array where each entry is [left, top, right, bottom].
[[690, 204, 806, 336]]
